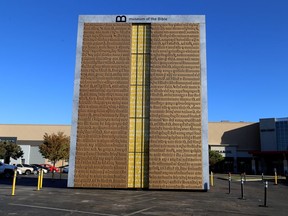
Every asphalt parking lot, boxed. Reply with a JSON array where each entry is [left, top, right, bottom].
[[0, 173, 288, 215]]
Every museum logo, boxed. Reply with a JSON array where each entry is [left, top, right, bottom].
[[116, 15, 127, 22]]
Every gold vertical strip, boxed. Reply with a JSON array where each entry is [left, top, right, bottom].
[[128, 24, 150, 188]]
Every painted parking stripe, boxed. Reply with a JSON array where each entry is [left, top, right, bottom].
[[9, 203, 117, 216], [129, 198, 156, 205], [124, 207, 155, 216]]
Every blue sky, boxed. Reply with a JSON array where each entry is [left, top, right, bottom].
[[0, 0, 287, 124]]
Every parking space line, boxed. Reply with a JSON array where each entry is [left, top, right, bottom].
[[129, 193, 152, 198], [9, 203, 117, 216], [128, 198, 156, 205], [124, 207, 155, 216]]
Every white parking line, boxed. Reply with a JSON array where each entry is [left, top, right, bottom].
[[124, 206, 155, 216], [129, 193, 152, 198], [9, 203, 117, 216], [129, 198, 156, 205]]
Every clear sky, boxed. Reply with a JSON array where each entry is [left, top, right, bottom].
[[0, 0, 287, 124]]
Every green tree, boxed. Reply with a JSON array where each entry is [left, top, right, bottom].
[[0, 141, 24, 164], [209, 150, 224, 170], [39, 132, 70, 172]]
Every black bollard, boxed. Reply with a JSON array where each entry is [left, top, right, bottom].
[[264, 181, 268, 207], [228, 176, 231, 194], [240, 178, 244, 199]]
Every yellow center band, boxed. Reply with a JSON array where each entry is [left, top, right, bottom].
[[128, 24, 151, 188]]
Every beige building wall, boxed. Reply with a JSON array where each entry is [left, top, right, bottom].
[[0, 124, 71, 166], [1, 122, 260, 152], [0, 122, 261, 171], [0, 124, 71, 140], [208, 122, 260, 151]]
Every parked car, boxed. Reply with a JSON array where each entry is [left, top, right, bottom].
[[16, 164, 34, 175], [59, 165, 69, 173], [0, 162, 22, 178], [39, 164, 59, 173], [22, 164, 38, 174], [31, 164, 48, 173], [26, 164, 39, 174]]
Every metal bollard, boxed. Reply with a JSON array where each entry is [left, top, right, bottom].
[[37, 169, 41, 191], [210, 171, 214, 187], [240, 178, 244, 199], [264, 181, 268, 207], [228, 176, 231, 194], [40, 169, 44, 189], [11, 169, 17, 196]]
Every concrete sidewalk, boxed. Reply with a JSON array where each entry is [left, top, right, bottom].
[[0, 174, 288, 215]]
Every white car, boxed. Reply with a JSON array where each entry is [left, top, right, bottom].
[[16, 164, 34, 175], [30, 164, 48, 174]]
